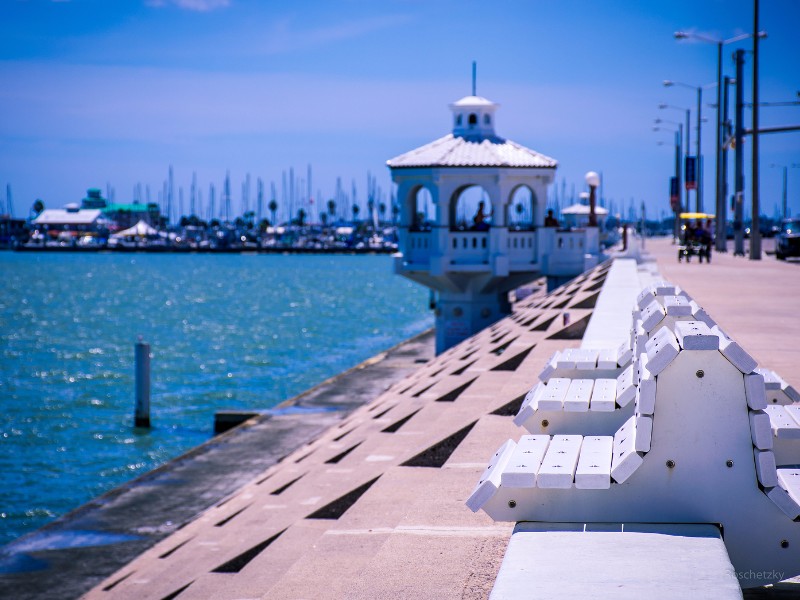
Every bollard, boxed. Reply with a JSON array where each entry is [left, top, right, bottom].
[[134, 338, 151, 428]]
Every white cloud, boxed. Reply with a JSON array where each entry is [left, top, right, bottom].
[[146, 0, 231, 12]]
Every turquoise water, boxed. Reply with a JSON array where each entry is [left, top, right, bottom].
[[0, 252, 432, 544]]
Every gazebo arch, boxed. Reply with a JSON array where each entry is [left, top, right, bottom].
[[450, 184, 493, 231], [507, 184, 538, 230]]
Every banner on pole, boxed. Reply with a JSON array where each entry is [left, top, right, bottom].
[[685, 157, 697, 190], [670, 177, 680, 212]]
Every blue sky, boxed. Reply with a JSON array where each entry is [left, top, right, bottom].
[[1, 0, 798, 221]]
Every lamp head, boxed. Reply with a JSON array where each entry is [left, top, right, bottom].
[[585, 171, 600, 188], [674, 31, 689, 39], [663, 80, 674, 87], [658, 103, 668, 109]]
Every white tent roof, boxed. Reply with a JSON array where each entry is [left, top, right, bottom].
[[112, 220, 159, 237], [33, 208, 102, 226], [561, 203, 609, 216]]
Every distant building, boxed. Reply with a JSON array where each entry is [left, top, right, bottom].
[[81, 188, 107, 209], [32, 204, 107, 242], [102, 202, 161, 230], [0, 216, 27, 247], [79, 188, 161, 230]]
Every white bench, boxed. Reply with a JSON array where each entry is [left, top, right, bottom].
[[469, 279, 800, 589]]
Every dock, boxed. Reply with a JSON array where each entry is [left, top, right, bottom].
[[2, 237, 799, 598]]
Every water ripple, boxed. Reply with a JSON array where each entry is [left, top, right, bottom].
[[0, 252, 432, 544]]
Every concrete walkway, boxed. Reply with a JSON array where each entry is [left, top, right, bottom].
[[644, 237, 799, 388], [6, 239, 799, 599]]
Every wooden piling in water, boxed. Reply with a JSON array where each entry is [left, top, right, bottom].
[[135, 339, 151, 428]]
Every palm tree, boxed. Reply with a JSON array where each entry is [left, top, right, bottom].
[[327, 199, 336, 221], [352, 204, 360, 222], [297, 208, 306, 227], [379, 202, 387, 224], [268, 199, 278, 225]]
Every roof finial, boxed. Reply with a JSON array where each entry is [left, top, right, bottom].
[[471, 61, 477, 96]]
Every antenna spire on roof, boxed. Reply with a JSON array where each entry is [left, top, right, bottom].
[[471, 61, 477, 96]]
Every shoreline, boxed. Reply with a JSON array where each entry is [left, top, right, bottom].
[[0, 328, 435, 600], [7, 245, 396, 255]]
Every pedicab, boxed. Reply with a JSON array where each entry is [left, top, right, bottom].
[[677, 212, 715, 263]]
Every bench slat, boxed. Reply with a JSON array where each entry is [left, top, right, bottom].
[[513, 382, 546, 427], [611, 416, 644, 484], [784, 405, 800, 428], [574, 349, 599, 370], [501, 435, 550, 488], [713, 326, 757, 374], [537, 378, 571, 411], [537, 435, 582, 489], [754, 449, 779, 488], [590, 379, 616, 412], [575, 435, 613, 489], [644, 327, 680, 376], [466, 439, 516, 512], [597, 347, 617, 369], [634, 415, 653, 452], [641, 300, 666, 333], [664, 295, 693, 317], [564, 379, 593, 412], [744, 373, 768, 410], [616, 365, 636, 408], [674, 321, 718, 350], [767, 485, 800, 520], [777, 468, 800, 508], [749, 410, 774, 450], [764, 405, 800, 439], [616, 341, 633, 367]]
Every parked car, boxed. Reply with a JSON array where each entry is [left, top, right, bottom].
[[775, 219, 800, 260]]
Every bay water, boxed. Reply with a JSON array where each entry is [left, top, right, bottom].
[[0, 252, 432, 544]]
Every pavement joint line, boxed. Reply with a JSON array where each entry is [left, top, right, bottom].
[[324, 525, 512, 537]]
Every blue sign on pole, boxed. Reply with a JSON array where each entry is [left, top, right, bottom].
[[670, 177, 680, 211], [685, 156, 697, 191]]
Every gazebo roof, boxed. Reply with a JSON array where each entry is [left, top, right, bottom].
[[387, 134, 558, 169]]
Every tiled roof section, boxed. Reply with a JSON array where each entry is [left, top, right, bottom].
[[387, 134, 558, 169]]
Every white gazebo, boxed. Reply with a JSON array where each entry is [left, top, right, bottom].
[[561, 203, 610, 229], [388, 94, 600, 353]]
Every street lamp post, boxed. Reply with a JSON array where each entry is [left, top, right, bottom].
[[770, 164, 787, 220], [734, 49, 746, 257], [654, 122, 683, 242], [664, 80, 716, 213], [675, 31, 758, 251], [674, 28, 766, 256], [585, 171, 600, 227], [659, 105, 691, 212]]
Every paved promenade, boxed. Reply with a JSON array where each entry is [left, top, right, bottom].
[[645, 236, 799, 388], [4, 238, 798, 599]]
